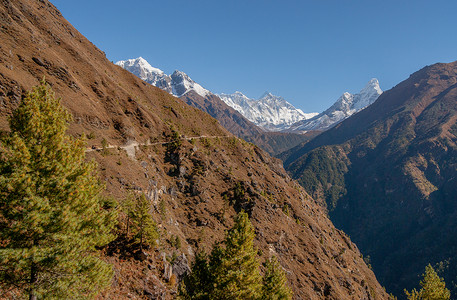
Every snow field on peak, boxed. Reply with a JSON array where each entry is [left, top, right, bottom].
[[288, 78, 382, 132], [219, 92, 317, 131], [116, 57, 210, 98], [170, 71, 210, 98], [117, 57, 379, 133], [117, 57, 315, 131]]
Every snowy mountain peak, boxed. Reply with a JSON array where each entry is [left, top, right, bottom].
[[136, 57, 164, 74], [116, 57, 169, 91], [170, 70, 210, 98], [342, 92, 352, 98], [116, 57, 210, 98], [259, 92, 285, 102], [219, 91, 317, 131], [233, 91, 250, 99], [171, 70, 186, 77], [360, 78, 382, 96], [366, 78, 380, 88], [260, 91, 275, 99], [351, 78, 382, 111], [116, 57, 164, 79], [288, 79, 383, 132]]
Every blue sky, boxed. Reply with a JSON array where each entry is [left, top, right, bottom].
[[51, 0, 457, 112]]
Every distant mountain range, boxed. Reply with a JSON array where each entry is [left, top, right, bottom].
[[116, 57, 316, 155], [116, 57, 311, 131], [287, 79, 383, 132], [116, 57, 382, 133], [219, 91, 317, 131]]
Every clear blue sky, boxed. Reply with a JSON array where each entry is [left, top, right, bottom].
[[51, 0, 457, 113]]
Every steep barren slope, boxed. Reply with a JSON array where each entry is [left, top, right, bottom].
[[0, 0, 387, 299], [283, 61, 457, 297]]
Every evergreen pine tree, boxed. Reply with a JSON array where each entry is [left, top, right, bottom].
[[405, 264, 450, 300], [0, 81, 116, 299], [262, 256, 292, 300], [131, 193, 159, 251], [180, 211, 295, 300], [210, 211, 262, 299], [178, 252, 212, 300], [120, 192, 136, 238]]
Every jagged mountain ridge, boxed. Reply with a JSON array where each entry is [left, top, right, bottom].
[[219, 91, 318, 131], [116, 57, 314, 156], [0, 0, 387, 299], [116, 59, 382, 134], [116, 57, 210, 98], [282, 61, 457, 297], [117, 57, 315, 132], [288, 79, 382, 132], [114, 57, 168, 87]]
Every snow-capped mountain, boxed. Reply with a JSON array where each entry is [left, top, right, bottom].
[[117, 57, 315, 131], [169, 70, 210, 98], [219, 91, 317, 131], [116, 58, 380, 133], [115, 57, 172, 92], [115, 57, 210, 98], [288, 79, 382, 132]]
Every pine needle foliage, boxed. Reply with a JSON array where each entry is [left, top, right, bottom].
[[180, 212, 294, 300], [262, 256, 292, 300], [178, 252, 213, 300], [0, 81, 116, 299], [405, 264, 450, 300], [131, 193, 159, 251], [210, 211, 262, 299], [180, 211, 263, 300], [120, 193, 136, 238]]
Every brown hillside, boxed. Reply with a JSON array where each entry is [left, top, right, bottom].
[[283, 61, 457, 297], [0, 0, 387, 299]]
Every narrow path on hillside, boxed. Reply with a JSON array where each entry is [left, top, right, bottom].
[[85, 135, 231, 158]]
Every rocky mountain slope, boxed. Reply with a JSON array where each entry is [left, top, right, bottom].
[[0, 0, 387, 299], [116, 57, 313, 156], [219, 91, 317, 131], [282, 61, 457, 297], [288, 79, 382, 132]]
